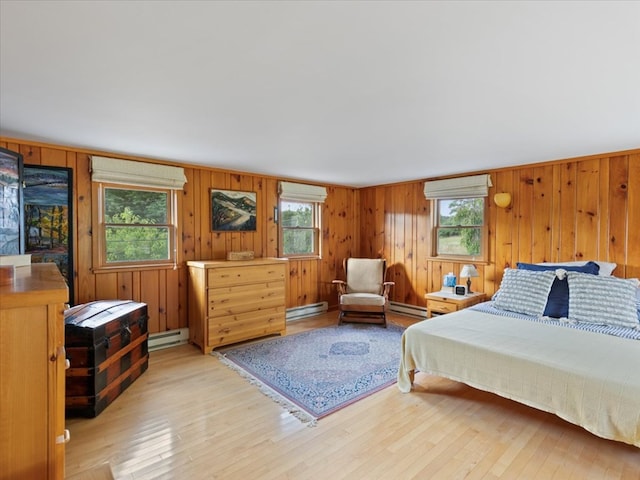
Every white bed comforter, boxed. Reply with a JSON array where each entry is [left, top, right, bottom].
[[398, 308, 640, 447]]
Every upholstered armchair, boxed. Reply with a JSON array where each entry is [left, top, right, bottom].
[[332, 258, 394, 326]]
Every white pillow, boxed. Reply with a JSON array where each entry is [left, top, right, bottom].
[[536, 260, 616, 276], [567, 272, 638, 328], [493, 269, 556, 317]]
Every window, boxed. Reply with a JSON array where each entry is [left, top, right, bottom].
[[91, 156, 186, 269], [424, 174, 491, 261], [278, 181, 327, 258], [435, 197, 485, 258], [101, 185, 176, 265], [280, 200, 320, 256]]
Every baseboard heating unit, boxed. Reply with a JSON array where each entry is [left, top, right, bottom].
[[148, 328, 189, 352], [389, 301, 428, 320], [286, 301, 328, 321]]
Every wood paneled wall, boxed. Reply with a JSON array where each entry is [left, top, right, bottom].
[[0, 138, 359, 333], [2, 137, 637, 332], [360, 150, 640, 307]]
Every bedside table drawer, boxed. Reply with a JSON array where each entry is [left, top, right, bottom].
[[425, 291, 487, 318], [427, 300, 457, 314]]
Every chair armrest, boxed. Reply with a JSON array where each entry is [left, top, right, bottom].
[[332, 279, 347, 296], [382, 281, 394, 299]]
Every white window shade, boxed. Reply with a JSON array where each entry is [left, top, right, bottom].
[[278, 181, 327, 203], [91, 156, 187, 190], [424, 174, 492, 199]]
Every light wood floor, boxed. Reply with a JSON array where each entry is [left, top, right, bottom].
[[65, 312, 639, 479]]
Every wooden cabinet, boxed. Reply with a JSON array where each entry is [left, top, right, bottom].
[[187, 258, 287, 354], [425, 291, 486, 318], [0, 263, 69, 480]]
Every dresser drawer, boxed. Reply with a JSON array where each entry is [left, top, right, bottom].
[[208, 282, 285, 316], [208, 307, 285, 346], [208, 264, 285, 287], [427, 299, 457, 314]]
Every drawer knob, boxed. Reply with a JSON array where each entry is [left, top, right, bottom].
[[56, 429, 71, 444]]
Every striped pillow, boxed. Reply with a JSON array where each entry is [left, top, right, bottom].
[[567, 272, 639, 328], [493, 269, 556, 316]]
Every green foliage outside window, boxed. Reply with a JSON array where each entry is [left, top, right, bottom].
[[437, 198, 484, 256], [281, 201, 317, 256], [104, 188, 171, 263]]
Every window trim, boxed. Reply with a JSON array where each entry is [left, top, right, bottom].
[[92, 182, 179, 271], [278, 199, 322, 259], [430, 197, 488, 262], [277, 181, 326, 259]]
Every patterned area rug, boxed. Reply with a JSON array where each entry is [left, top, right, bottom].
[[213, 323, 405, 425]]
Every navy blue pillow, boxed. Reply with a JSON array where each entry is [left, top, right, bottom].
[[515, 262, 600, 318]]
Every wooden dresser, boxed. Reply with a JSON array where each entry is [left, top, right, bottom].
[[0, 263, 69, 480], [187, 258, 287, 353]]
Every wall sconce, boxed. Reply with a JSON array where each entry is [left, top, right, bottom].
[[494, 192, 512, 208]]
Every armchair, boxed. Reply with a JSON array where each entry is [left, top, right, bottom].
[[332, 258, 394, 326]]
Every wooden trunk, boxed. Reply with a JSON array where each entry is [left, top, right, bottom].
[[64, 300, 149, 418]]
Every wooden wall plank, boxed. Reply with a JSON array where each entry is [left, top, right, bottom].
[[264, 177, 278, 258], [626, 154, 640, 274], [575, 159, 600, 261], [181, 167, 196, 261], [117, 271, 133, 299], [607, 156, 628, 274], [531, 165, 554, 261], [558, 162, 577, 261], [403, 184, 416, 305], [19, 144, 41, 165], [40, 147, 66, 167], [140, 270, 160, 333], [177, 267, 188, 328], [492, 170, 513, 286], [517, 168, 534, 263], [75, 153, 94, 303], [414, 187, 429, 305], [158, 271, 167, 332], [95, 273, 118, 300], [598, 158, 611, 265]]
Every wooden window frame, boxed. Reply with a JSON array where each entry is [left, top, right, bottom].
[[92, 182, 179, 271], [431, 197, 488, 262], [278, 199, 322, 259]]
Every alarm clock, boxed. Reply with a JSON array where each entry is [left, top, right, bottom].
[[454, 285, 467, 296]]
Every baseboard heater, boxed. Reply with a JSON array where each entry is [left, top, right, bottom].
[[148, 328, 189, 352], [389, 301, 428, 320], [286, 301, 328, 321]]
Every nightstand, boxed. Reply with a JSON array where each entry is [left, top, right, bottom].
[[425, 291, 487, 318]]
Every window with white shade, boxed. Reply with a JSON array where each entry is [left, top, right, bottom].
[[278, 181, 327, 258], [425, 174, 491, 260], [91, 156, 186, 269]]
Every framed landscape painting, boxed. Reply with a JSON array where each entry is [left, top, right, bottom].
[[211, 189, 257, 231], [23, 165, 74, 304]]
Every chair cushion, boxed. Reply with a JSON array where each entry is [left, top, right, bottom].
[[340, 293, 386, 307], [346, 258, 385, 294]]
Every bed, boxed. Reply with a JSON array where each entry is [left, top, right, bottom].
[[398, 263, 640, 448]]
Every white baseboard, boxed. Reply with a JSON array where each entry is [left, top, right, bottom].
[[286, 301, 328, 322], [148, 328, 189, 351], [389, 301, 428, 320]]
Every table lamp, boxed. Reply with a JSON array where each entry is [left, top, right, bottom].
[[460, 264, 479, 294]]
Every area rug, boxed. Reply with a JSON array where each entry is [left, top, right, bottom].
[[213, 323, 405, 425]]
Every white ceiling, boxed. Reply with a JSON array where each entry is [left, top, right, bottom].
[[1, 1, 639, 187]]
